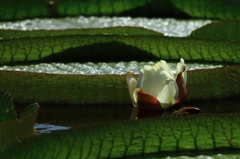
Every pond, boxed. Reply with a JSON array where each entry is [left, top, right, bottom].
[[1, 16, 239, 159]]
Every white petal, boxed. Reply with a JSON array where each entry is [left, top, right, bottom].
[[133, 88, 140, 105], [156, 79, 179, 109], [126, 72, 137, 107], [156, 60, 175, 79], [137, 66, 159, 98], [136, 65, 152, 89], [182, 71, 187, 86], [137, 65, 171, 98], [175, 58, 186, 79]]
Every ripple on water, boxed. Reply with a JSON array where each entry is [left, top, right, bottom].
[[0, 16, 212, 37], [0, 61, 223, 75]]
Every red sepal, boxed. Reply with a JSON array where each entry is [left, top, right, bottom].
[[136, 90, 164, 110]]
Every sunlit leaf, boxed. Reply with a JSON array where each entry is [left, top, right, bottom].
[[170, 0, 240, 20], [1, 112, 240, 158], [0, 34, 240, 65], [0, 65, 238, 105], [191, 20, 240, 41], [0, 0, 187, 21], [1, 0, 239, 21], [0, 27, 163, 39], [0, 0, 48, 21], [186, 65, 240, 101]]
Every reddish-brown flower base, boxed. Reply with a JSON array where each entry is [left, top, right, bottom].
[[136, 72, 187, 110], [136, 89, 164, 110]]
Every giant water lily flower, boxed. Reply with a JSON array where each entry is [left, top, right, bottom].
[[126, 58, 187, 110]]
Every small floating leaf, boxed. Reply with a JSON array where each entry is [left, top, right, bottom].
[[0, 90, 16, 122], [0, 93, 39, 147]]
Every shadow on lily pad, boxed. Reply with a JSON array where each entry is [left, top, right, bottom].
[[39, 42, 159, 63]]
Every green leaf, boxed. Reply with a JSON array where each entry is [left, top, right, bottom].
[[56, 0, 151, 16], [170, 0, 240, 20], [0, 90, 16, 122], [0, 27, 163, 39], [0, 0, 49, 21], [0, 35, 240, 65], [1, 112, 240, 158], [0, 103, 39, 147], [56, 0, 187, 18], [1, 0, 239, 21], [19, 103, 40, 119], [0, 65, 238, 105], [191, 20, 240, 41], [0, 89, 39, 146], [186, 65, 240, 101], [0, 0, 187, 21]]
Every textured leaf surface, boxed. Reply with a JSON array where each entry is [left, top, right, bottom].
[[0, 90, 16, 122], [0, 103, 39, 147], [186, 66, 240, 101], [0, 65, 238, 105], [1, 0, 239, 21], [0, 0, 48, 21], [170, 0, 240, 20], [0, 0, 186, 21], [0, 0, 150, 20], [191, 20, 240, 41], [1, 112, 240, 158], [0, 27, 163, 39], [0, 35, 240, 65]]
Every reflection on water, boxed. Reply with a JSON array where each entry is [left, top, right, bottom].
[[15, 98, 240, 134], [35, 104, 133, 127], [34, 123, 70, 134], [131, 98, 240, 120], [183, 98, 240, 114]]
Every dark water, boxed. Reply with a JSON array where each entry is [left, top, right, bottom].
[[14, 98, 240, 134]]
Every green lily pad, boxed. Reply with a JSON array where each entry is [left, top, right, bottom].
[[0, 27, 163, 39], [191, 20, 240, 41], [1, 112, 240, 158], [0, 34, 240, 65], [0, 65, 238, 105], [0, 0, 187, 21], [170, 0, 240, 20], [1, 0, 239, 21]]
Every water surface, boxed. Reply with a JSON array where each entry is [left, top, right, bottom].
[[0, 61, 223, 75], [0, 16, 212, 37]]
